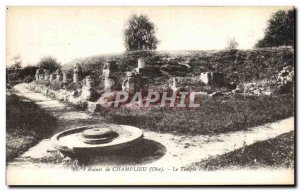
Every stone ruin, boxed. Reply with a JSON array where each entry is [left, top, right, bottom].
[[228, 72, 239, 90], [85, 75, 92, 88], [169, 77, 179, 92], [122, 71, 142, 94], [55, 69, 63, 82], [277, 66, 294, 86], [49, 73, 54, 82], [43, 69, 50, 81], [39, 73, 44, 81], [102, 62, 119, 92], [35, 69, 52, 82], [199, 72, 224, 86], [31, 60, 235, 108], [135, 58, 146, 75], [78, 75, 99, 102], [242, 66, 294, 96], [28, 56, 295, 117], [35, 68, 41, 81], [243, 82, 272, 96], [62, 71, 67, 83], [73, 64, 80, 83], [276, 66, 294, 94], [51, 124, 143, 157], [31, 58, 205, 112]]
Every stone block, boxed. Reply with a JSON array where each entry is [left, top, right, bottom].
[[138, 58, 145, 68], [200, 72, 224, 86]]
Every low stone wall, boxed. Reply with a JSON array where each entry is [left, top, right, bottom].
[[26, 81, 150, 113], [243, 81, 274, 96], [242, 66, 294, 96], [27, 81, 94, 109]]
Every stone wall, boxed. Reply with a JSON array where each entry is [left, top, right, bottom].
[[199, 72, 224, 86]]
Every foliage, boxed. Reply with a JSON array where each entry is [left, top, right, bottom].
[[19, 65, 38, 79], [37, 56, 61, 72], [6, 65, 38, 88], [124, 14, 159, 51], [101, 94, 294, 136], [6, 93, 57, 162], [63, 47, 294, 85], [7, 56, 22, 71], [256, 9, 295, 48], [226, 38, 238, 50], [189, 131, 294, 170]]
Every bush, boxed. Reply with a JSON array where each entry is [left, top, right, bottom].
[[37, 56, 61, 72], [6, 65, 38, 88], [256, 9, 295, 48], [19, 65, 38, 78], [226, 38, 239, 50]]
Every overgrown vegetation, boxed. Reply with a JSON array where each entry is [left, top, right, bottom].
[[124, 14, 159, 51], [189, 131, 294, 170], [256, 9, 294, 48], [6, 56, 61, 89], [101, 94, 294, 135], [226, 38, 239, 50], [6, 92, 57, 162], [37, 56, 61, 72], [6, 65, 37, 88], [62, 47, 294, 86]]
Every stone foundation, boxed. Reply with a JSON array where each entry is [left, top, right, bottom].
[[26, 81, 99, 110], [199, 72, 224, 86]]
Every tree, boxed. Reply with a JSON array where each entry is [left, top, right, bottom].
[[19, 65, 38, 78], [226, 38, 239, 50], [255, 9, 294, 48], [37, 56, 61, 72], [124, 14, 159, 51], [7, 56, 22, 71]]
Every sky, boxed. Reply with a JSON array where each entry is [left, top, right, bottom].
[[6, 6, 291, 66]]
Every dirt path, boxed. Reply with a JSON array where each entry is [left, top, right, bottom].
[[7, 83, 294, 185]]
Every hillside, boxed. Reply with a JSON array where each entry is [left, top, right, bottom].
[[62, 47, 294, 86]]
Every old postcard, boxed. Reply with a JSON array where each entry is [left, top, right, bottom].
[[6, 6, 295, 185]]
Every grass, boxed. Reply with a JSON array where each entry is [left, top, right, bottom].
[[6, 92, 57, 162], [188, 131, 294, 170], [6, 47, 295, 164], [62, 47, 294, 84], [101, 94, 294, 135]]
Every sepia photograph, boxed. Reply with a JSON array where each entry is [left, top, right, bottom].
[[5, 6, 295, 185]]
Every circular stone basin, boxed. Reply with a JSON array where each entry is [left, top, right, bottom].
[[81, 127, 119, 144], [51, 124, 143, 155]]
